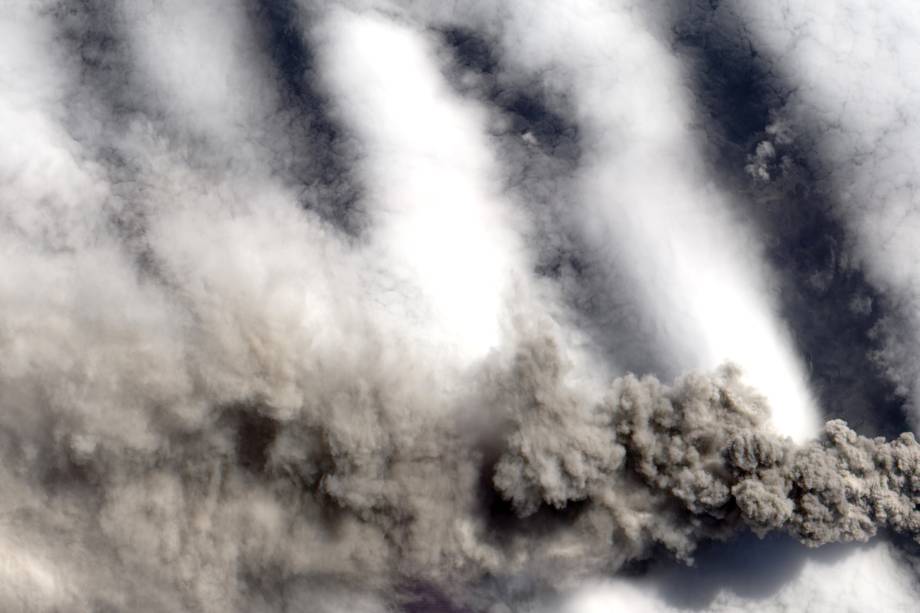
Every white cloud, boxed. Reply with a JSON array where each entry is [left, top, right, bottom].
[[478, 0, 820, 440], [313, 6, 534, 361], [120, 0, 278, 148], [733, 0, 920, 425]]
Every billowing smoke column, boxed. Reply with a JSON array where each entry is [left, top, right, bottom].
[[3, 0, 920, 612], [496, 338, 920, 558], [3, 330, 920, 612]]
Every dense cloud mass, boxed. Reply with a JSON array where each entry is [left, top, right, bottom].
[[498, 343, 920, 555], [5, 0, 920, 612]]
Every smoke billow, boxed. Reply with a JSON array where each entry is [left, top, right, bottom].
[[496, 338, 920, 560], [0, 325, 913, 603], [4, 323, 920, 611]]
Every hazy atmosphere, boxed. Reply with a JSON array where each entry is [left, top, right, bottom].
[[3, 1, 920, 611]]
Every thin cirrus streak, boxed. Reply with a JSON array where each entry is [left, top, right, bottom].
[[2, 2, 920, 613]]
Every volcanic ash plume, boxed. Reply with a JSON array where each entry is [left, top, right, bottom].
[[6, 2, 920, 611], [7, 330, 920, 611], [496, 337, 920, 565]]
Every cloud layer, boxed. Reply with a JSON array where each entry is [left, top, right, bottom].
[[3, 1, 920, 612]]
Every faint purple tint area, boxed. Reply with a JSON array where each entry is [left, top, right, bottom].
[[400, 583, 476, 613]]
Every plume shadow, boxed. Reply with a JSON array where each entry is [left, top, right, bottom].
[[651, 532, 860, 609]]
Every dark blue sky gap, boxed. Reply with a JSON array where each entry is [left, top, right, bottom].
[[247, 0, 366, 235]]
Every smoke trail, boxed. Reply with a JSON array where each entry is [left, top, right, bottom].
[[496, 337, 920, 558], [3, 322, 920, 611]]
